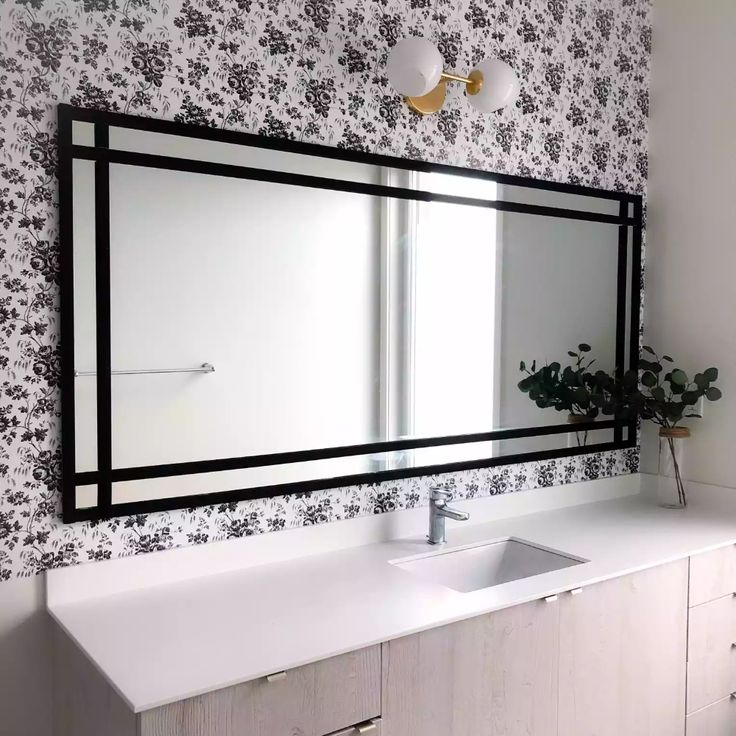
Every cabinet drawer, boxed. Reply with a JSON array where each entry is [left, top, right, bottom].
[[687, 695, 736, 736], [325, 717, 382, 736], [688, 595, 736, 713], [690, 546, 736, 607], [140, 645, 381, 736]]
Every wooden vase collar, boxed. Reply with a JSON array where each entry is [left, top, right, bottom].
[[659, 426, 690, 439], [567, 414, 593, 424]]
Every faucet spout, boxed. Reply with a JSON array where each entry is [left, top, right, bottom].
[[437, 507, 470, 522]]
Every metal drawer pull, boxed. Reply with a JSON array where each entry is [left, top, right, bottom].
[[543, 595, 558, 603], [355, 720, 379, 734], [265, 671, 287, 683], [570, 587, 584, 596]]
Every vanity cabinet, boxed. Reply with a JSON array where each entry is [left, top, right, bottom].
[[558, 560, 688, 736], [382, 560, 688, 736], [382, 598, 559, 736], [55, 554, 717, 736]]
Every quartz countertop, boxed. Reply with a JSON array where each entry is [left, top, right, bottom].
[[48, 482, 736, 712]]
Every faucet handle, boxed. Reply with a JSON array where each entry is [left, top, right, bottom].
[[430, 487, 452, 501]]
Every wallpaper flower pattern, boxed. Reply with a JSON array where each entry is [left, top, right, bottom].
[[0, 0, 649, 580]]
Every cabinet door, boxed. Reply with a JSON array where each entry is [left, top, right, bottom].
[[558, 560, 688, 736], [686, 696, 736, 736], [382, 598, 559, 736]]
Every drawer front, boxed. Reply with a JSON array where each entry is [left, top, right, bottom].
[[688, 595, 736, 713], [690, 546, 736, 607], [687, 695, 736, 736], [140, 645, 380, 736], [314, 646, 381, 736], [325, 717, 382, 736]]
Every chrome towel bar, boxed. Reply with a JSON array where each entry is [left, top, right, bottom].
[[74, 363, 215, 377]]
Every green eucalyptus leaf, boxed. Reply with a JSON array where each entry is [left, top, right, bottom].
[[578, 343, 591, 352], [704, 367, 719, 382], [519, 360, 526, 372], [681, 390, 700, 405], [642, 345, 656, 355], [651, 386, 666, 402], [670, 369, 688, 386], [706, 387, 722, 401], [641, 371, 657, 388], [662, 355, 674, 362]]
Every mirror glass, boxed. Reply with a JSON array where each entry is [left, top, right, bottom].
[[65, 114, 637, 515]]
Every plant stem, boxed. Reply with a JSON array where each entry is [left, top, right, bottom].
[[667, 436, 687, 507]]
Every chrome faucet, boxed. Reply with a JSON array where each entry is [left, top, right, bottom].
[[428, 488, 470, 545]]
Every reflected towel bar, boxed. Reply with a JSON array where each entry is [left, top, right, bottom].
[[74, 363, 215, 377]]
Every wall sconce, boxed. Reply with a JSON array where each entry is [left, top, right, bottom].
[[386, 37, 520, 115]]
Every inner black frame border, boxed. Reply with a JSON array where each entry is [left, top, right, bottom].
[[58, 103, 642, 523]]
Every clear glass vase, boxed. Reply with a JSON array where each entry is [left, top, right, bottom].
[[567, 414, 590, 448], [657, 427, 690, 509]]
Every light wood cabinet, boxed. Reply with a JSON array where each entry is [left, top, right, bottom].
[[382, 598, 560, 736], [687, 593, 736, 712], [558, 559, 688, 736], [686, 696, 736, 736], [689, 545, 736, 607]]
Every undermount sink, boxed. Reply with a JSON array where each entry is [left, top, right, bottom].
[[391, 537, 587, 593]]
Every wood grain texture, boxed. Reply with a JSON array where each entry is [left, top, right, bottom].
[[314, 645, 380, 736], [381, 598, 560, 736], [686, 696, 736, 736], [689, 546, 736, 607], [687, 594, 736, 713], [559, 559, 688, 736], [52, 623, 137, 736], [140, 645, 380, 736]]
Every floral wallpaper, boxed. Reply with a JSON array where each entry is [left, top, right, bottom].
[[0, 0, 649, 580]]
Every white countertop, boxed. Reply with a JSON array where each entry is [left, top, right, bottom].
[[49, 481, 736, 713]]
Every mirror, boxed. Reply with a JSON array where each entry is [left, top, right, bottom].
[[59, 105, 641, 521]]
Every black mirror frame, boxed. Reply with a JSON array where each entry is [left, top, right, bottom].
[[58, 103, 642, 523]]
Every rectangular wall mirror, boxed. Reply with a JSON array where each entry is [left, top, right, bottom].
[[58, 104, 642, 522]]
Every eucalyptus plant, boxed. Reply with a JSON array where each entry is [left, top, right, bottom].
[[626, 346, 722, 429], [518, 343, 613, 419], [518, 344, 618, 446]]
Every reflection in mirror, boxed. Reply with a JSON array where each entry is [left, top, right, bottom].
[[61, 108, 639, 519]]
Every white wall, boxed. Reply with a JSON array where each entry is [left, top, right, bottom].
[[0, 575, 52, 736], [644, 0, 736, 484]]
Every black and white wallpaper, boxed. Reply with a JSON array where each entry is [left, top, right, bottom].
[[0, 0, 649, 580]]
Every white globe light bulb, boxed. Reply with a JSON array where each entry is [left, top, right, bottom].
[[386, 37, 444, 98], [467, 58, 520, 113]]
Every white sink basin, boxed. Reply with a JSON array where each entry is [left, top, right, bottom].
[[391, 537, 587, 593]]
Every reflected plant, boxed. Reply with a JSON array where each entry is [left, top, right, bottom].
[[517, 344, 618, 446]]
